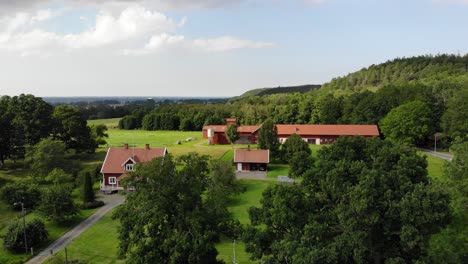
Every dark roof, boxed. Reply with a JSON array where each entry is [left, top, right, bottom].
[[101, 146, 168, 174], [234, 149, 269, 163]]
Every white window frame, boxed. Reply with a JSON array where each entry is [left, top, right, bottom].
[[125, 164, 135, 171], [109, 177, 117, 185]]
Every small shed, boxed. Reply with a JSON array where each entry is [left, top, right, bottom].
[[234, 149, 269, 172]]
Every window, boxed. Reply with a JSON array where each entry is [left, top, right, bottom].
[[125, 164, 135, 171], [109, 177, 117, 184]]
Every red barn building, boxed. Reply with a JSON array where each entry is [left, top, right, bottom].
[[234, 149, 270, 172], [100, 143, 168, 192], [276, 124, 380, 144], [202, 118, 260, 145]]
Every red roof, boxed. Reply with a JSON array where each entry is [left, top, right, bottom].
[[203, 125, 261, 133], [234, 149, 269, 164], [101, 146, 168, 174], [276, 124, 379, 136]]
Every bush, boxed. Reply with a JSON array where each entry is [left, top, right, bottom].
[[80, 200, 105, 209], [0, 182, 41, 210], [3, 218, 48, 253], [37, 185, 79, 223]]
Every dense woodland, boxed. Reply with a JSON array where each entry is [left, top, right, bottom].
[[117, 55, 467, 148]]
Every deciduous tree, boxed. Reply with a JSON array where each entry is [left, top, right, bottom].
[[258, 119, 280, 159], [245, 137, 451, 263], [281, 133, 311, 162], [114, 154, 223, 263], [225, 123, 239, 144], [380, 100, 433, 145]]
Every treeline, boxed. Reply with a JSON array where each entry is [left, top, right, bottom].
[[118, 81, 466, 146], [322, 54, 468, 91], [0, 94, 106, 166]]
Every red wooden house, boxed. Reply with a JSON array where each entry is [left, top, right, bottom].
[[100, 143, 168, 192]]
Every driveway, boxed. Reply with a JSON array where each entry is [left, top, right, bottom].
[[26, 193, 125, 264], [236, 171, 269, 180], [419, 149, 454, 161]]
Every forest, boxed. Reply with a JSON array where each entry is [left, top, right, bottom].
[[117, 54, 468, 148]]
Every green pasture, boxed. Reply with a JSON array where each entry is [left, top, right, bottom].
[[87, 118, 121, 128]]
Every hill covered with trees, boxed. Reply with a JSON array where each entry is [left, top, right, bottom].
[[321, 54, 468, 92]]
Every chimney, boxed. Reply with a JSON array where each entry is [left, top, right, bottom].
[[124, 143, 129, 149], [145, 144, 150, 150]]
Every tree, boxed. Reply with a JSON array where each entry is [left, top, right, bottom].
[[90, 124, 109, 146], [225, 123, 239, 144], [0, 182, 41, 210], [113, 154, 223, 263], [442, 88, 468, 142], [245, 137, 451, 263], [0, 96, 14, 167], [281, 133, 311, 162], [380, 100, 433, 145], [52, 105, 96, 153], [289, 151, 314, 180], [45, 168, 74, 185], [25, 138, 68, 179], [81, 171, 95, 204], [3, 219, 48, 253], [258, 119, 280, 159], [428, 141, 468, 262], [37, 185, 79, 223]]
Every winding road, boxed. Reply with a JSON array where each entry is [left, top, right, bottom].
[[26, 194, 125, 264]]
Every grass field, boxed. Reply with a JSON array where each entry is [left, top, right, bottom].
[[43, 180, 272, 264], [44, 211, 124, 264], [87, 118, 121, 128]]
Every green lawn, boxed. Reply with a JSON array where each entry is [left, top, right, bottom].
[[42, 180, 272, 264], [423, 153, 448, 182], [44, 211, 123, 264]]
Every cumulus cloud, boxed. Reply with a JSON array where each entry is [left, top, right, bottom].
[[0, 5, 276, 56], [192, 36, 276, 52], [124, 34, 276, 55]]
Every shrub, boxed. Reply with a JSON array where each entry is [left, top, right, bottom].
[[0, 182, 41, 210], [80, 200, 105, 210], [3, 218, 48, 253]]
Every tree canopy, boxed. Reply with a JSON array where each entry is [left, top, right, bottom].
[[245, 137, 452, 263], [258, 119, 280, 159], [380, 101, 434, 145], [113, 153, 226, 264]]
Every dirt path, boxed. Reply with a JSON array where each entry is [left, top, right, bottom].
[[26, 194, 125, 264]]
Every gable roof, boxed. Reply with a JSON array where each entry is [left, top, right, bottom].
[[203, 125, 261, 134], [276, 124, 379, 136], [234, 149, 269, 164], [101, 147, 168, 174]]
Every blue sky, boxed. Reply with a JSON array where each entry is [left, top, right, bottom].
[[0, 0, 466, 97]]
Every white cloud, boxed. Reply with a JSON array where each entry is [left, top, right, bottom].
[[63, 6, 177, 49], [0, 5, 275, 56], [192, 36, 276, 52], [124, 34, 276, 55]]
